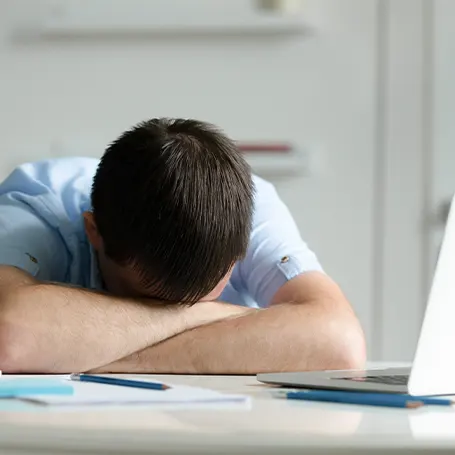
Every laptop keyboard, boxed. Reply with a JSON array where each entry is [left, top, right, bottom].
[[340, 374, 409, 385]]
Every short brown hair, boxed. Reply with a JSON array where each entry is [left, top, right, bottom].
[[91, 118, 254, 303]]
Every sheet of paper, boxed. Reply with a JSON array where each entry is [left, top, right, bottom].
[[20, 380, 249, 406]]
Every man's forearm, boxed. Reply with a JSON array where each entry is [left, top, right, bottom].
[[0, 267, 249, 373], [0, 283, 193, 373], [91, 299, 366, 375]]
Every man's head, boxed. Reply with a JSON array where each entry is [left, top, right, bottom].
[[85, 118, 254, 304]]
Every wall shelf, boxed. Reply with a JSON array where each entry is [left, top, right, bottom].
[[47, 138, 307, 178], [245, 152, 307, 177], [17, 0, 308, 39]]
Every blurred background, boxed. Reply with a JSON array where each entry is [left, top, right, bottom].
[[0, 0, 453, 362]]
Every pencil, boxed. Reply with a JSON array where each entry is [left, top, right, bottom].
[[275, 390, 427, 409], [70, 374, 171, 391]]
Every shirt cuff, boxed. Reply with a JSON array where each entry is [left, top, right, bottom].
[[0, 246, 40, 277], [258, 254, 324, 307]]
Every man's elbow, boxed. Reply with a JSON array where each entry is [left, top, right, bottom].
[[289, 315, 367, 372], [334, 327, 367, 370], [0, 293, 39, 373], [0, 321, 28, 373], [325, 319, 367, 371]]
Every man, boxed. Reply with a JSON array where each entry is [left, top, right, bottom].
[[0, 118, 365, 374]]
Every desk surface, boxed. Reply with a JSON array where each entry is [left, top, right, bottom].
[[1, 364, 455, 455]]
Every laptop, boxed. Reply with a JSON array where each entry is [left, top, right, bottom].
[[257, 194, 455, 397]]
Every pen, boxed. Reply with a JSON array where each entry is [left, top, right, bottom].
[[274, 390, 453, 409], [70, 374, 171, 391]]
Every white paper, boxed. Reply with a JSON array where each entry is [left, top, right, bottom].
[[20, 379, 249, 406]]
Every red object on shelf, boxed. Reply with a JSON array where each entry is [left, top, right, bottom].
[[236, 142, 292, 153]]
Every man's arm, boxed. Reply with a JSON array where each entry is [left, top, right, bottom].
[[90, 272, 366, 374], [0, 266, 250, 373], [0, 188, 249, 373]]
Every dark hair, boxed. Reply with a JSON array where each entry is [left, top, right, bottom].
[[91, 118, 254, 304]]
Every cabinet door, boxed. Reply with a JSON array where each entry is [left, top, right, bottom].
[[379, 0, 430, 361], [381, 0, 455, 361], [428, 0, 455, 309]]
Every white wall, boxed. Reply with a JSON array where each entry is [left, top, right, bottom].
[[0, 0, 379, 355]]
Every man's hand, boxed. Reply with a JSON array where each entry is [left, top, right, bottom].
[[90, 272, 366, 374], [0, 266, 254, 373]]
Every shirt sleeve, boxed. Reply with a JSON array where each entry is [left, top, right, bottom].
[[238, 177, 324, 308], [0, 193, 69, 281]]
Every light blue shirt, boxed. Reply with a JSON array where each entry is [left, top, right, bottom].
[[0, 158, 323, 308]]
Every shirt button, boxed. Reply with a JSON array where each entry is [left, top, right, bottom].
[[280, 256, 290, 263]]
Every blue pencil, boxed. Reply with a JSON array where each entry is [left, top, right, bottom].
[[70, 374, 171, 391], [275, 390, 453, 409]]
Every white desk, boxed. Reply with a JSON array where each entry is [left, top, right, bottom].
[[1, 365, 455, 455]]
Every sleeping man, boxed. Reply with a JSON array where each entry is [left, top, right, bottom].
[[0, 118, 365, 373]]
